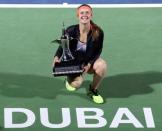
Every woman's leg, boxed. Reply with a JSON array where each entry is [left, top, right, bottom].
[[67, 74, 84, 89], [88, 58, 107, 90], [87, 58, 107, 104]]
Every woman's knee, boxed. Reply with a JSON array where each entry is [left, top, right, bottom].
[[93, 58, 107, 76]]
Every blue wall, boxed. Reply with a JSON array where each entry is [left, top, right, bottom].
[[0, 0, 162, 4]]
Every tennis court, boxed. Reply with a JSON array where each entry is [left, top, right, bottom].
[[0, 7, 162, 131]]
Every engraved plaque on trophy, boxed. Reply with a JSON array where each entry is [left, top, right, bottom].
[[52, 23, 84, 76]]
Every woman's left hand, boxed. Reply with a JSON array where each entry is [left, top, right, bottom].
[[83, 63, 91, 73]]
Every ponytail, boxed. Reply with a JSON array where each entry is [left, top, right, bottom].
[[90, 20, 101, 41]]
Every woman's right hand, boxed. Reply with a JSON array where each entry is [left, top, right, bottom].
[[52, 56, 61, 67]]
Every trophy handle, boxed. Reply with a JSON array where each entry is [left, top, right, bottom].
[[51, 39, 61, 44]]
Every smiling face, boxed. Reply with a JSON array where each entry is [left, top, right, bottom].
[[77, 6, 92, 24]]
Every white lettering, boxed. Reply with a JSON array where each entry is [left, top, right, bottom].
[[110, 108, 143, 128], [40, 108, 71, 128], [3, 107, 155, 129], [4, 108, 35, 128], [143, 108, 155, 128], [76, 108, 107, 128]]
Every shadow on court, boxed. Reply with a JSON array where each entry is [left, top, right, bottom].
[[0, 71, 162, 100], [0, 72, 64, 99], [84, 71, 162, 99], [75, 71, 162, 101]]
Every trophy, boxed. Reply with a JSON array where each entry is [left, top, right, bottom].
[[52, 23, 84, 76]]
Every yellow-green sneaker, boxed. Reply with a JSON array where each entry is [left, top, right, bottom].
[[87, 85, 104, 104], [65, 80, 76, 91]]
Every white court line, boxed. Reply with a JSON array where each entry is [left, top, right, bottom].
[[0, 4, 162, 8]]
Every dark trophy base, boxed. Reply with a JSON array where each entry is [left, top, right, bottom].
[[52, 61, 84, 77]]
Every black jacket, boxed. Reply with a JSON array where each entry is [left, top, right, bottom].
[[55, 24, 104, 65]]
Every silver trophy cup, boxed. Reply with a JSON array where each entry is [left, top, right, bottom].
[[52, 24, 83, 76]]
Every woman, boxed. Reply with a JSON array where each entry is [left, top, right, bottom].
[[53, 4, 107, 104]]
